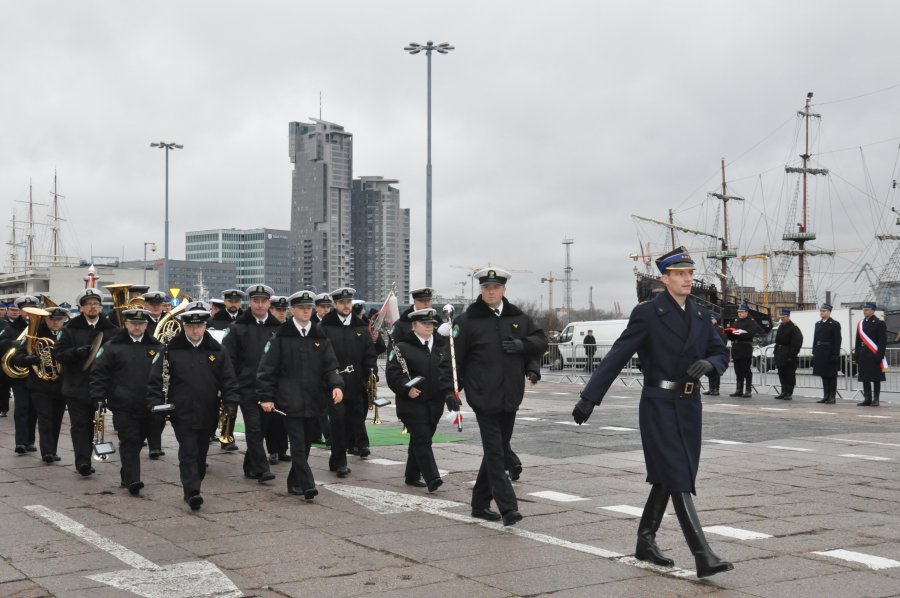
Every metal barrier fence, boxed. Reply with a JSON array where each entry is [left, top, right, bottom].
[[540, 343, 900, 398]]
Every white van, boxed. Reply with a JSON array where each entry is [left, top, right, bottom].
[[548, 320, 629, 370]]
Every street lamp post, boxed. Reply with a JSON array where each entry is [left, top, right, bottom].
[[404, 40, 454, 288], [143, 242, 157, 285], [150, 142, 183, 295]]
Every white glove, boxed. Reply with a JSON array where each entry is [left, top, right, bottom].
[[437, 322, 452, 337]]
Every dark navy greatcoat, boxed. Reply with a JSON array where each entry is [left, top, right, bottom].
[[855, 316, 887, 382], [580, 291, 729, 494], [812, 317, 842, 377]]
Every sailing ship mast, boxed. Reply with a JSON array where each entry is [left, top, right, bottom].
[[707, 159, 742, 298], [777, 92, 834, 308]]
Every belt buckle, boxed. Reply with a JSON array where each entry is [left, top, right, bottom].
[[682, 381, 694, 395]]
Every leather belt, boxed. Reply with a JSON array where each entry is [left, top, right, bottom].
[[815, 341, 832, 346], [644, 378, 695, 396]]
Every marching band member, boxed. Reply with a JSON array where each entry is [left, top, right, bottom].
[[311, 293, 332, 324], [147, 303, 239, 511], [319, 287, 378, 470], [141, 290, 168, 459], [208, 289, 244, 330], [265, 295, 290, 464], [386, 308, 455, 492], [391, 287, 435, 341], [257, 290, 344, 500], [53, 288, 117, 476], [89, 309, 162, 495], [221, 285, 279, 484], [4, 295, 40, 453]]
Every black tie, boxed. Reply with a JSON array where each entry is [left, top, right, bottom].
[[302, 329, 307, 337], [494, 309, 500, 316]]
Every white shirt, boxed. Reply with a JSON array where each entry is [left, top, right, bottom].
[[292, 318, 311, 337], [414, 333, 432, 351], [489, 303, 503, 316], [339, 314, 352, 326]]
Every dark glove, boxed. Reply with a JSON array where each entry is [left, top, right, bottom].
[[445, 394, 461, 411], [686, 359, 714, 379], [19, 354, 40, 366], [502, 337, 525, 354], [75, 345, 93, 358], [526, 371, 540, 384], [572, 398, 595, 425]]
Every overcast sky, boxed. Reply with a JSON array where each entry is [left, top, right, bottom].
[[3, 1, 900, 311]]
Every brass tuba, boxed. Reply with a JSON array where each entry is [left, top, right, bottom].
[[25, 307, 62, 382], [153, 297, 191, 343], [105, 283, 145, 327], [1, 325, 30, 379]]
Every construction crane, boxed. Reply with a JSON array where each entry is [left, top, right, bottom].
[[739, 247, 770, 310], [540, 271, 578, 315]]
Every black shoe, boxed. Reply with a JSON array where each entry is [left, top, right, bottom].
[[781, 395, 793, 401], [502, 510, 523, 526], [508, 465, 522, 482], [258, 471, 275, 484], [728, 391, 743, 397], [872, 397, 880, 407], [405, 478, 426, 488], [336, 466, 351, 478], [471, 507, 502, 522], [51, 454, 61, 461], [78, 464, 95, 477], [14, 445, 26, 454], [42, 454, 54, 463], [187, 494, 203, 511], [26, 444, 37, 452], [0, 411, 7, 417], [268, 453, 279, 465], [857, 397, 873, 407], [773, 392, 785, 400], [741, 391, 752, 398], [427, 478, 443, 493], [304, 488, 318, 501], [707, 390, 719, 396], [817, 397, 835, 404], [347, 447, 359, 456], [358, 446, 371, 459], [221, 442, 239, 452], [128, 481, 144, 496], [149, 449, 164, 460], [278, 453, 291, 462]]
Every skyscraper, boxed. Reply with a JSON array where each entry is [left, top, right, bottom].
[[184, 228, 290, 293], [288, 119, 353, 292], [351, 177, 410, 302]]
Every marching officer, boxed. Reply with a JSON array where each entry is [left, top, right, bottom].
[[147, 303, 239, 511], [725, 305, 760, 397], [4, 295, 40, 453], [53, 288, 117, 476], [813, 303, 842, 404], [11, 306, 68, 462], [773, 309, 803, 401], [209, 298, 225, 320], [269, 296, 289, 323], [264, 295, 291, 464], [312, 293, 333, 324], [0, 302, 10, 418], [702, 313, 725, 396], [319, 287, 378, 471], [141, 291, 168, 459], [454, 267, 547, 527], [208, 289, 244, 331], [257, 290, 344, 499], [855, 302, 886, 407], [89, 309, 163, 495], [222, 284, 279, 484], [386, 308, 455, 492], [392, 287, 435, 341], [572, 247, 733, 578]]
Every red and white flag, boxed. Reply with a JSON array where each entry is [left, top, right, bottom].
[[370, 289, 400, 340]]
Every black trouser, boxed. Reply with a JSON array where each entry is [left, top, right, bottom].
[[0, 376, 11, 412], [113, 411, 150, 486], [733, 358, 752, 385], [821, 376, 837, 398], [147, 415, 166, 452], [344, 393, 369, 451], [706, 372, 720, 393], [284, 416, 317, 491], [12, 383, 37, 447], [66, 395, 95, 470], [263, 410, 288, 456], [32, 389, 66, 456], [172, 422, 212, 500], [777, 365, 797, 393], [504, 443, 521, 472], [239, 389, 270, 476], [327, 401, 347, 470], [402, 419, 440, 483], [862, 381, 881, 398], [471, 409, 518, 514]]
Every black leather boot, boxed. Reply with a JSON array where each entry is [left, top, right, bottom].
[[729, 378, 744, 397], [857, 394, 872, 407], [635, 484, 674, 567], [781, 385, 793, 401], [872, 391, 880, 407], [742, 374, 753, 398], [671, 492, 733, 578]]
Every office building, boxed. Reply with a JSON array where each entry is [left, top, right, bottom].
[[119, 259, 237, 300], [351, 177, 409, 302], [185, 228, 290, 294]]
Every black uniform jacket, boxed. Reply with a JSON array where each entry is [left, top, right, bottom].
[[580, 291, 729, 493], [812, 317, 842, 377], [89, 329, 162, 416], [146, 331, 240, 430], [453, 296, 548, 414], [11, 322, 63, 393], [386, 331, 455, 426], [319, 310, 378, 400], [726, 316, 761, 360], [52, 314, 118, 402], [773, 320, 803, 368], [256, 320, 343, 417], [855, 316, 887, 382], [208, 308, 243, 331], [222, 311, 280, 389]]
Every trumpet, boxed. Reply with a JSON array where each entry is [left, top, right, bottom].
[[216, 405, 234, 444], [92, 405, 116, 461]]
